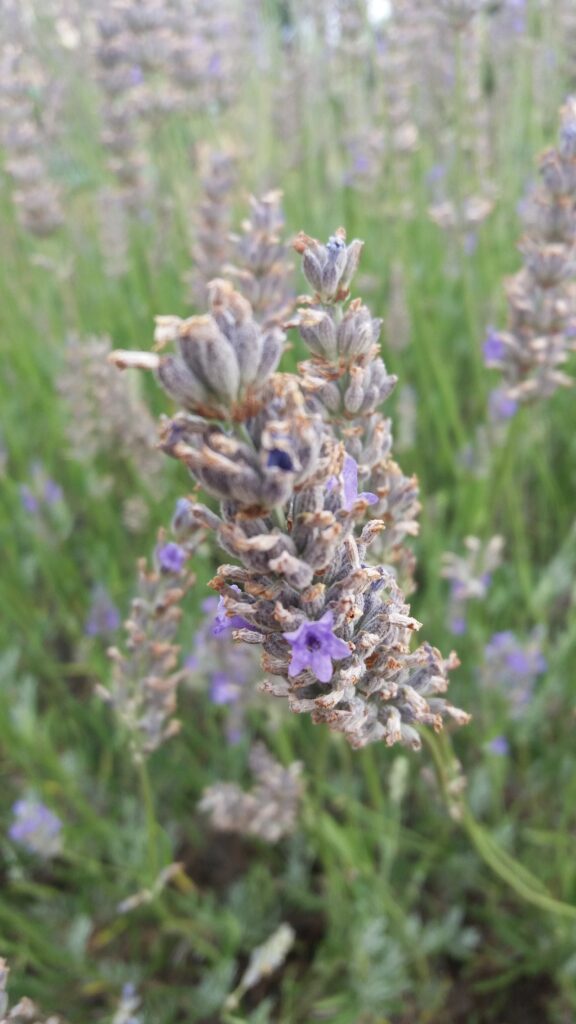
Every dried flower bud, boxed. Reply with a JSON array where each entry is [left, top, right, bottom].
[[294, 228, 364, 302], [153, 283, 285, 419]]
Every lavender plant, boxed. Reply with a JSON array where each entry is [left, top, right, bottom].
[[484, 97, 576, 403], [59, 334, 165, 522], [442, 534, 504, 635], [223, 190, 295, 327], [199, 742, 303, 843], [185, 592, 263, 744], [97, 530, 199, 762], [111, 229, 468, 750], [0, 46, 64, 237], [481, 629, 547, 716], [186, 145, 238, 308]]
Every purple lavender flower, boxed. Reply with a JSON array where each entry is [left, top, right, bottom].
[[212, 587, 252, 635], [43, 479, 63, 505], [9, 798, 62, 857], [20, 465, 64, 516], [129, 65, 144, 87], [283, 610, 350, 683], [328, 454, 378, 512], [483, 328, 506, 364], [449, 614, 467, 636], [210, 670, 242, 705], [20, 485, 39, 514], [156, 542, 187, 574], [487, 735, 509, 756], [172, 497, 196, 536], [483, 630, 547, 714], [85, 585, 121, 636], [489, 387, 518, 421]]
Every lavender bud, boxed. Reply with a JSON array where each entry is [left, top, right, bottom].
[[337, 302, 381, 360], [294, 229, 364, 302], [298, 310, 338, 360]]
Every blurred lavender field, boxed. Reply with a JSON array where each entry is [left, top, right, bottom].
[[1, 1, 576, 1022]]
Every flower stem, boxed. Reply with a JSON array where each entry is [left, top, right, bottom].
[[137, 757, 159, 880]]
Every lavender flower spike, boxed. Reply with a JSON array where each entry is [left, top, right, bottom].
[[283, 611, 350, 684], [110, 223, 468, 749]]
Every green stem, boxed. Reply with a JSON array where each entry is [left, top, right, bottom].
[[423, 731, 576, 921], [137, 757, 159, 880]]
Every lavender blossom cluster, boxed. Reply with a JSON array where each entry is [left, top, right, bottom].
[[97, 532, 198, 761], [484, 97, 576, 403], [111, 229, 468, 750]]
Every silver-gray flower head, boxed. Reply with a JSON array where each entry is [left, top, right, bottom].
[[294, 228, 364, 303], [154, 282, 284, 419]]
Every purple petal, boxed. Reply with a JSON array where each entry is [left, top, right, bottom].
[[342, 454, 359, 509], [325, 635, 351, 660], [288, 649, 309, 677], [309, 651, 334, 683], [359, 491, 379, 505]]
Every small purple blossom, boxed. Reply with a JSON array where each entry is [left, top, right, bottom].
[[187, 594, 259, 744], [20, 485, 39, 514], [172, 496, 195, 536], [328, 454, 378, 512], [210, 670, 242, 705], [43, 479, 63, 505], [483, 328, 506, 364], [212, 586, 252, 635], [156, 542, 187, 574], [85, 586, 121, 637], [129, 65, 144, 86], [483, 630, 547, 714], [20, 466, 64, 516], [283, 610, 350, 683], [487, 735, 509, 756], [9, 799, 62, 858], [489, 387, 518, 421], [449, 614, 468, 636]]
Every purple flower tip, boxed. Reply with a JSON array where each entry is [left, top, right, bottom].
[[212, 587, 252, 636], [283, 609, 350, 684], [489, 388, 518, 421], [157, 542, 187, 574], [483, 328, 506, 364], [210, 670, 242, 705]]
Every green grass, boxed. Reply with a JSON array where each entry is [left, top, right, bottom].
[[2, 3, 576, 1022]]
